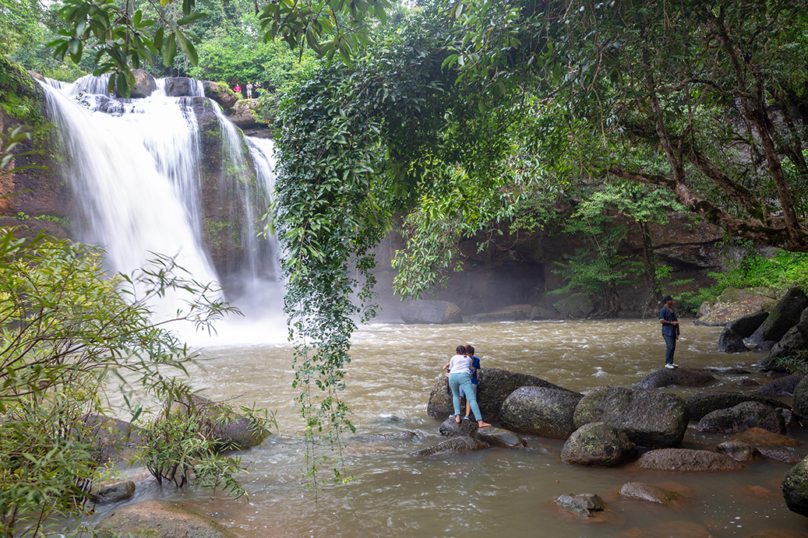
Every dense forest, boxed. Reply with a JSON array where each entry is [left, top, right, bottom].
[[2, 0, 808, 534]]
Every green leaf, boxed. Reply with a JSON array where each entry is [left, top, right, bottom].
[[175, 31, 199, 65], [177, 12, 208, 25], [162, 33, 177, 67], [153, 27, 164, 50]]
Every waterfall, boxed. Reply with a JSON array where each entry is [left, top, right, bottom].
[[37, 75, 283, 329]]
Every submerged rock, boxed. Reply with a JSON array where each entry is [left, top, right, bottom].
[[637, 449, 746, 471], [697, 401, 785, 435], [684, 391, 790, 421], [439, 417, 479, 438], [732, 428, 799, 447], [716, 440, 764, 463], [736, 378, 761, 387], [561, 422, 636, 467], [619, 482, 684, 504], [427, 367, 568, 422], [500, 386, 583, 438], [401, 300, 462, 324], [759, 373, 804, 396], [409, 437, 488, 457], [782, 457, 808, 517], [92, 480, 136, 504], [97, 500, 238, 538], [573, 386, 689, 448], [555, 493, 605, 517], [475, 427, 526, 448], [636, 368, 716, 389], [759, 448, 803, 464], [749, 287, 808, 344], [718, 328, 749, 353]]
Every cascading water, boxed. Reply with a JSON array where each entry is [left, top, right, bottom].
[[37, 75, 284, 335]]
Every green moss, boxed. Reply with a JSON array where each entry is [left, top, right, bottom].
[[203, 218, 228, 251], [0, 56, 46, 125]]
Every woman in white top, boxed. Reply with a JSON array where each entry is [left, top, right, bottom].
[[443, 345, 491, 428]]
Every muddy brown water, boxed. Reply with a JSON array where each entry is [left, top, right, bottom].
[[94, 320, 808, 537]]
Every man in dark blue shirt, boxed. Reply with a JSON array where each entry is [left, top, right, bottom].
[[659, 295, 680, 369]]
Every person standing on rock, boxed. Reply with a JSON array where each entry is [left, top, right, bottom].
[[234, 83, 241, 96], [443, 345, 491, 428], [459, 344, 481, 419], [659, 295, 680, 369], [246, 82, 253, 99]]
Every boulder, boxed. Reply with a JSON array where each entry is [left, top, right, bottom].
[[619, 482, 684, 504], [553, 293, 594, 318], [164, 77, 200, 97], [475, 427, 526, 448], [732, 428, 799, 447], [438, 417, 479, 438], [759, 373, 804, 396], [695, 288, 774, 326], [637, 449, 746, 471], [760, 318, 808, 371], [229, 99, 262, 129], [636, 368, 716, 389], [202, 81, 237, 112], [97, 500, 238, 538], [176, 395, 269, 451], [427, 368, 568, 422], [118, 69, 157, 98], [555, 493, 605, 517], [530, 305, 560, 320], [726, 311, 771, 338], [500, 386, 583, 438], [573, 386, 689, 448], [782, 457, 808, 517], [92, 480, 136, 504], [468, 304, 532, 323], [749, 287, 808, 344], [80, 414, 143, 463], [351, 431, 418, 442], [718, 328, 750, 353], [401, 301, 462, 324], [737, 378, 760, 387], [561, 422, 636, 467], [716, 440, 764, 463], [792, 376, 808, 420], [684, 391, 790, 421], [409, 436, 488, 457], [697, 401, 786, 434], [759, 448, 803, 464]]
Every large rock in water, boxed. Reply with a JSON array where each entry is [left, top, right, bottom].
[[717, 328, 749, 353], [561, 422, 636, 467], [438, 417, 478, 438], [695, 288, 773, 326], [475, 427, 526, 448], [749, 287, 808, 344], [203, 81, 237, 112], [697, 401, 785, 434], [684, 391, 790, 421], [726, 311, 770, 338], [760, 311, 808, 371], [782, 457, 808, 517], [716, 440, 763, 463], [81, 414, 143, 463], [409, 436, 488, 457], [164, 77, 199, 97], [427, 368, 567, 422], [401, 301, 462, 324], [637, 449, 746, 471], [97, 500, 238, 538], [117, 69, 157, 98], [175, 395, 270, 451], [636, 368, 716, 389], [468, 304, 532, 323], [500, 387, 583, 438], [759, 373, 804, 396], [573, 386, 689, 448]]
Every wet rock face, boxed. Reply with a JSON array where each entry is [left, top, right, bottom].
[[684, 391, 790, 421], [409, 436, 488, 457], [475, 427, 526, 448], [792, 376, 808, 419], [97, 500, 239, 538], [635, 368, 716, 389], [718, 328, 749, 353], [716, 440, 764, 463], [749, 287, 808, 344], [726, 311, 771, 338], [759, 373, 804, 396], [782, 457, 808, 517], [92, 480, 136, 504], [500, 386, 583, 438], [401, 301, 462, 324], [637, 449, 746, 471], [438, 417, 479, 438], [202, 81, 237, 112], [126, 69, 158, 98], [732, 427, 799, 447], [619, 482, 684, 504], [555, 493, 605, 517], [561, 422, 636, 467], [427, 368, 568, 422], [164, 77, 199, 97], [573, 386, 689, 448], [761, 317, 808, 371], [697, 401, 786, 435]]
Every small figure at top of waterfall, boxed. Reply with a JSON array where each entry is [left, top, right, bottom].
[[659, 295, 680, 369], [234, 83, 242, 96], [443, 345, 491, 428], [458, 344, 481, 420], [246, 82, 253, 99]]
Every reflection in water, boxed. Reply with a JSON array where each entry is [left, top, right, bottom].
[[96, 320, 808, 537]]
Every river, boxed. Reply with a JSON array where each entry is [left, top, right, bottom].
[[94, 319, 808, 537]]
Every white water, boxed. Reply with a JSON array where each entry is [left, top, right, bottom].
[[38, 76, 284, 333]]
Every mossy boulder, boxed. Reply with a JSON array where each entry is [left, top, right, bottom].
[[203, 81, 237, 112], [97, 500, 238, 538], [561, 422, 636, 467], [760, 312, 808, 371], [684, 391, 790, 421], [782, 457, 808, 517], [695, 288, 774, 327], [749, 287, 808, 344], [427, 367, 568, 422], [500, 386, 583, 438], [697, 401, 785, 435], [574, 386, 689, 448], [401, 300, 462, 324]]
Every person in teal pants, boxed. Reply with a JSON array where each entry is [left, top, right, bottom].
[[443, 345, 491, 428]]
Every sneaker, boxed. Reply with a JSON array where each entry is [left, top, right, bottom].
[[665, 363, 675, 369], [671, 363, 680, 368]]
